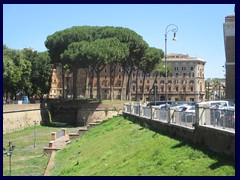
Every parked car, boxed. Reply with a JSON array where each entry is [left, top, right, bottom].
[[197, 100, 229, 108], [185, 106, 196, 113], [147, 101, 178, 107], [158, 104, 171, 109], [173, 105, 193, 112], [22, 96, 29, 104]]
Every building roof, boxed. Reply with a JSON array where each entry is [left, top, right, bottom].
[[162, 53, 206, 64]]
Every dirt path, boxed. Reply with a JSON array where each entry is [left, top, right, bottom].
[[44, 151, 56, 176]]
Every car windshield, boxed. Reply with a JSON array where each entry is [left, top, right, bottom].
[[189, 106, 195, 110]]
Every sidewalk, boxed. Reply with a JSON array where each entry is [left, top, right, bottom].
[[44, 151, 56, 176]]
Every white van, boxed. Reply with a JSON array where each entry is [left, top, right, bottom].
[[197, 101, 229, 108]]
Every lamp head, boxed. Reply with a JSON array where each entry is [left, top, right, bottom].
[[173, 32, 177, 41]]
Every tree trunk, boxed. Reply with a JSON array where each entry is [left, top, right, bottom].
[[95, 65, 105, 104], [110, 64, 117, 101], [96, 69, 102, 103], [90, 67, 94, 99], [126, 68, 133, 100], [72, 67, 78, 100], [135, 68, 139, 101], [83, 68, 89, 98], [141, 73, 146, 101], [120, 66, 126, 101]]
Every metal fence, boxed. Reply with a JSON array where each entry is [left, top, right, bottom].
[[174, 112, 196, 128], [209, 109, 235, 129], [123, 103, 235, 132], [142, 107, 152, 119], [155, 109, 168, 122], [56, 130, 65, 139]]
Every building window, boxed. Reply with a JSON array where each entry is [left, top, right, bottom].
[[146, 86, 149, 91], [168, 87, 171, 92], [161, 87, 164, 92], [176, 73, 178, 77], [147, 80, 150, 84], [191, 67, 194, 71], [176, 87, 178, 92], [140, 80, 143, 84], [182, 67, 186, 71], [175, 67, 178, 71], [183, 87, 186, 92], [133, 86, 135, 91], [191, 87, 194, 92]]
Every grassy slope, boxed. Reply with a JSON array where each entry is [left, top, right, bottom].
[[51, 116, 235, 176], [3, 126, 79, 176]]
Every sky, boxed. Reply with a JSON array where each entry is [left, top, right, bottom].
[[3, 4, 235, 79]]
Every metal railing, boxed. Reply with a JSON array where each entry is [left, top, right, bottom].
[[174, 112, 196, 128], [123, 103, 235, 132], [155, 109, 168, 122], [56, 130, 65, 139], [210, 109, 235, 129]]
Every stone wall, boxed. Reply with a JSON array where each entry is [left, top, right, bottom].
[[3, 103, 122, 134], [76, 108, 121, 126], [48, 102, 123, 126], [3, 104, 43, 134]]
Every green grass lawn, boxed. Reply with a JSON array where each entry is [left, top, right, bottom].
[[50, 116, 235, 176], [3, 126, 80, 176]]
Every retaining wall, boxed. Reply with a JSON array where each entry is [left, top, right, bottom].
[[124, 114, 235, 159], [3, 104, 43, 134]]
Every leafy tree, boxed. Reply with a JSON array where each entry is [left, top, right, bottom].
[[139, 47, 164, 101], [61, 41, 90, 100], [30, 51, 53, 99], [3, 56, 21, 102], [45, 26, 148, 101], [45, 26, 101, 98], [3, 47, 32, 100], [83, 38, 129, 102], [99, 27, 148, 100], [205, 78, 222, 100]]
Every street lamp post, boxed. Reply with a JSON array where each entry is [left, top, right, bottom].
[[164, 24, 178, 109], [3, 141, 15, 176], [154, 82, 157, 105], [33, 120, 38, 148], [83, 116, 86, 128]]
